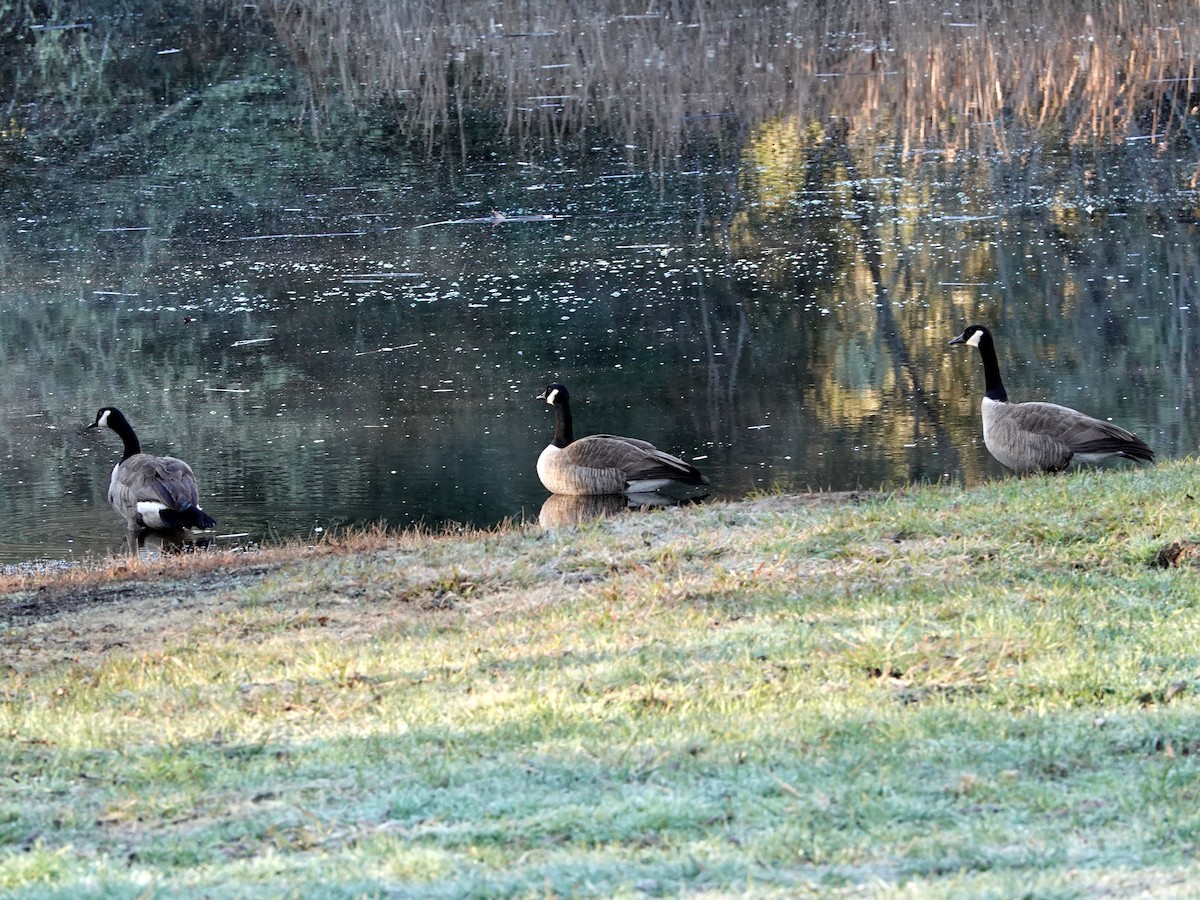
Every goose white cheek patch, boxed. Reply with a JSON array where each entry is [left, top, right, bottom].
[[97, 410, 110, 427], [545, 388, 559, 406], [966, 331, 983, 348]]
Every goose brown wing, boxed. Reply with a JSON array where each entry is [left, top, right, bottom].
[[565, 435, 706, 483], [111, 453, 203, 510], [1006, 402, 1153, 463], [587, 433, 658, 452]]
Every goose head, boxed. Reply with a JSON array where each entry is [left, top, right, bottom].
[[88, 406, 124, 431], [948, 324, 990, 349], [541, 383, 570, 408], [88, 406, 142, 458]]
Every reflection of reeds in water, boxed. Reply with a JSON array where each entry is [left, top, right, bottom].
[[254, 0, 1199, 163]]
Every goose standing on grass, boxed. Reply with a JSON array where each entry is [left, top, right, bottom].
[[537, 383, 710, 495], [949, 324, 1154, 474], [88, 406, 217, 531]]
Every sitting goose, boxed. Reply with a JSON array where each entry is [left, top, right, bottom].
[[949, 324, 1154, 474], [88, 406, 217, 531], [537, 383, 710, 495]]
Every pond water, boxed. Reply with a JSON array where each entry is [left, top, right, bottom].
[[2, 111, 1198, 563]]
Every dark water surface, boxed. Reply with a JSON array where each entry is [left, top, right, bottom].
[[2, 123, 1198, 562]]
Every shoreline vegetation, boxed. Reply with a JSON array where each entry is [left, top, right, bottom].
[[3, 462, 1200, 894]]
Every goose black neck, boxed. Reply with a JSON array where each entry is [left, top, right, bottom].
[[109, 414, 142, 460], [552, 399, 574, 448], [976, 332, 1009, 402]]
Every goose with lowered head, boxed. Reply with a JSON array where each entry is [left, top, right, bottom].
[[537, 383, 710, 495], [949, 324, 1154, 474]]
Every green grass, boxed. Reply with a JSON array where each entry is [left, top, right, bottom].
[[3, 463, 1200, 896]]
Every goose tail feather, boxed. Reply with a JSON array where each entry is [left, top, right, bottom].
[[635, 455, 710, 488], [1071, 437, 1155, 463], [159, 506, 217, 530]]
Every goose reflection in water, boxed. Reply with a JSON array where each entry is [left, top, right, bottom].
[[124, 528, 216, 560], [538, 491, 709, 529]]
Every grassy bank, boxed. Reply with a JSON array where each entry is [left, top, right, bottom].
[[2, 463, 1200, 897]]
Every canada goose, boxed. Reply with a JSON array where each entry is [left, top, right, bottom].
[[537, 383, 710, 495], [949, 324, 1154, 473], [88, 406, 217, 531]]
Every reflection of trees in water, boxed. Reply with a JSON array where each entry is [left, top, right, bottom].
[[2, 118, 1199, 551], [714, 128, 1200, 483], [694, 281, 750, 436]]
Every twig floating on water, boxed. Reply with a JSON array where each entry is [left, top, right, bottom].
[[415, 212, 566, 229], [226, 230, 370, 242], [355, 343, 419, 356], [231, 338, 274, 347], [340, 272, 424, 279]]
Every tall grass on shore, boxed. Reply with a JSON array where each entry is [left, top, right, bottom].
[[252, 0, 1200, 166]]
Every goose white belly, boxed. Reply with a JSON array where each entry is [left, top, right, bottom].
[[979, 397, 1015, 468], [535, 444, 560, 491]]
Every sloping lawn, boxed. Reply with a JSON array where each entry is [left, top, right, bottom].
[[3, 465, 1200, 897]]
